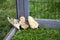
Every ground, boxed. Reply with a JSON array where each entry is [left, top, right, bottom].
[[11, 27, 60, 40], [0, 0, 60, 40]]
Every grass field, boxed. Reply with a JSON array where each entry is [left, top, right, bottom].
[[0, 0, 16, 40], [0, 0, 60, 40], [30, 0, 60, 19], [11, 27, 60, 40]]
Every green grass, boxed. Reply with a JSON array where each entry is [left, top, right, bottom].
[[30, 0, 60, 19], [11, 27, 60, 40], [0, 0, 16, 40], [0, 0, 60, 40]]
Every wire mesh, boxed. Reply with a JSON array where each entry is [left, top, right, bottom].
[[29, 0, 60, 19]]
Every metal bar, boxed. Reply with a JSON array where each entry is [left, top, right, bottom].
[[23, 0, 29, 19], [3, 0, 29, 40], [3, 27, 17, 40], [16, 0, 29, 19], [16, 0, 24, 19], [35, 18, 60, 28]]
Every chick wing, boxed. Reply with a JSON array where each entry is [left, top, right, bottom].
[[28, 16, 39, 29], [7, 17, 20, 29]]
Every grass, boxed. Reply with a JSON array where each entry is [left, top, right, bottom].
[[11, 27, 60, 40], [0, 0, 16, 40], [30, 0, 60, 19], [0, 0, 60, 40]]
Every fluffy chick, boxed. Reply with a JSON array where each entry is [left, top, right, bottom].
[[28, 16, 39, 29], [19, 16, 29, 29], [7, 17, 20, 29]]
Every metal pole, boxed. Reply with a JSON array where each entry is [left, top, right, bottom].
[[3, 0, 29, 40], [16, 0, 29, 19]]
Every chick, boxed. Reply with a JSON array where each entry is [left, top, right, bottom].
[[19, 16, 29, 29], [28, 16, 39, 29], [7, 17, 20, 29]]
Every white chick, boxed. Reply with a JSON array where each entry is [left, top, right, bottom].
[[28, 16, 39, 29], [19, 16, 29, 29], [7, 17, 20, 29]]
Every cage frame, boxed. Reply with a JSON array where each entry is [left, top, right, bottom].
[[3, 0, 60, 40]]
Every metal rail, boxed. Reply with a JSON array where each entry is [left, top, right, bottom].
[[3, 27, 17, 40], [35, 18, 60, 28]]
